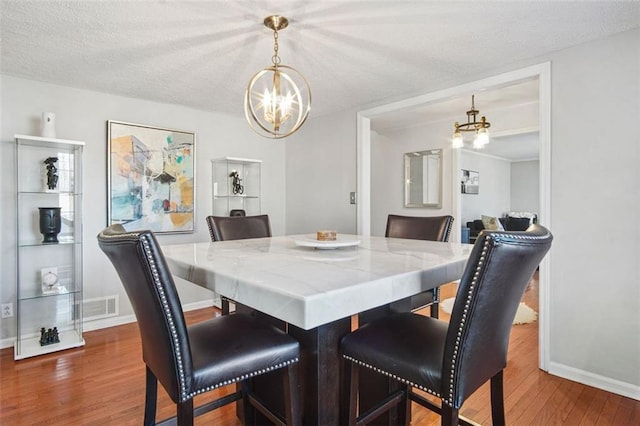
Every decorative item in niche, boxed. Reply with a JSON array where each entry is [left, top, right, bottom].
[[44, 156, 59, 190], [229, 170, 244, 195], [107, 121, 195, 234], [39, 207, 62, 243], [40, 112, 56, 138], [461, 169, 479, 194]]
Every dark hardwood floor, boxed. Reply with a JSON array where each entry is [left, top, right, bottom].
[[1, 275, 638, 425]]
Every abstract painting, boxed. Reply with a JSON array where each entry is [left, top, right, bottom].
[[107, 121, 195, 233]]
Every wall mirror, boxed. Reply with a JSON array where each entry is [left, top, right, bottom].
[[404, 149, 442, 208]]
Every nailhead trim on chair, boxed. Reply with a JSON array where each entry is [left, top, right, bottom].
[[342, 355, 442, 398], [343, 228, 549, 410], [445, 236, 490, 406], [445, 229, 547, 407], [100, 229, 300, 403], [206, 217, 216, 241], [186, 357, 300, 399], [139, 233, 190, 401]]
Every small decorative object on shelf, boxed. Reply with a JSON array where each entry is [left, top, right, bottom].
[[43, 156, 59, 190], [39, 327, 60, 346], [40, 112, 57, 138], [38, 207, 62, 243], [41, 267, 60, 294], [230, 170, 244, 194]]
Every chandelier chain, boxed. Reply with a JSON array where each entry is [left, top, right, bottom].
[[272, 29, 281, 66]]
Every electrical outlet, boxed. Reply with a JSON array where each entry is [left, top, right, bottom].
[[1, 303, 13, 318]]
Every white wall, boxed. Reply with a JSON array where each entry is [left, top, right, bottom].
[[460, 151, 511, 226], [284, 109, 357, 235], [1, 76, 287, 339], [369, 121, 455, 236], [511, 160, 539, 214], [544, 29, 639, 393]]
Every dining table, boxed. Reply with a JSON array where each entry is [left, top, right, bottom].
[[162, 233, 473, 426]]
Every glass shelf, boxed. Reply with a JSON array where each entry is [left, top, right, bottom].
[[19, 286, 81, 301], [18, 237, 77, 247]]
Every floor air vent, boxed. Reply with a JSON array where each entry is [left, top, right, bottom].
[[74, 296, 119, 321]]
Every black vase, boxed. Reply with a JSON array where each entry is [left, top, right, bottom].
[[39, 207, 62, 243]]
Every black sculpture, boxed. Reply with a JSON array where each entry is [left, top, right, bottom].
[[39, 207, 62, 243], [229, 170, 244, 195], [44, 157, 59, 190], [39, 327, 60, 346]]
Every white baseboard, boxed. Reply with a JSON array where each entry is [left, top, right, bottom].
[[0, 299, 217, 350], [549, 361, 640, 401]]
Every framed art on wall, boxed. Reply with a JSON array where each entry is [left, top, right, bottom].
[[461, 169, 479, 194], [107, 121, 195, 233]]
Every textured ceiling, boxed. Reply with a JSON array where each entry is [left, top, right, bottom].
[[1, 1, 639, 121]]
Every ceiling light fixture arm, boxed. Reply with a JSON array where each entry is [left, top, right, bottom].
[[454, 95, 491, 133]]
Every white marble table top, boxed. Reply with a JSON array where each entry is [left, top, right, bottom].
[[162, 234, 473, 330]]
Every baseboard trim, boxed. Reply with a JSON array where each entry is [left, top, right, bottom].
[[549, 361, 640, 401], [0, 299, 217, 350]]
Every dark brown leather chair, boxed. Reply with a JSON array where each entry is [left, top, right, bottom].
[[206, 214, 272, 242], [206, 214, 272, 315], [385, 214, 454, 318], [342, 224, 552, 426], [98, 225, 300, 426]]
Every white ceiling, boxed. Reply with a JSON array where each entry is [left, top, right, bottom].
[[1, 1, 639, 123], [478, 131, 540, 162]]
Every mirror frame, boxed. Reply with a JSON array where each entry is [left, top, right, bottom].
[[404, 149, 443, 208]]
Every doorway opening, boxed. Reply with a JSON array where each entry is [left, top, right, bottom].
[[356, 63, 551, 369]]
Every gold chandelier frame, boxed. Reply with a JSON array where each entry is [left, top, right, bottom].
[[244, 15, 311, 139]]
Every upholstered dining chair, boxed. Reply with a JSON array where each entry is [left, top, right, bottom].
[[206, 214, 272, 242], [385, 214, 454, 318], [206, 214, 272, 315], [342, 224, 552, 426], [98, 224, 300, 426]]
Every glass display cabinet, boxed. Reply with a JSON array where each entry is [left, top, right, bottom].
[[211, 157, 261, 216], [14, 134, 85, 360]]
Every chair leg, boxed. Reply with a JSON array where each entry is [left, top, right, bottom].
[[144, 366, 157, 426], [430, 302, 440, 318], [397, 384, 410, 426], [441, 403, 459, 426], [348, 363, 360, 426], [240, 380, 254, 426], [490, 370, 506, 426], [283, 364, 301, 426], [221, 297, 230, 315], [430, 287, 440, 319], [176, 399, 194, 426]]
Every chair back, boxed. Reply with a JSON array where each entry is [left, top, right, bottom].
[[443, 224, 552, 408], [206, 214, 272, 241], [97, 225, 193, 403], [385, 214, 454, 242]]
